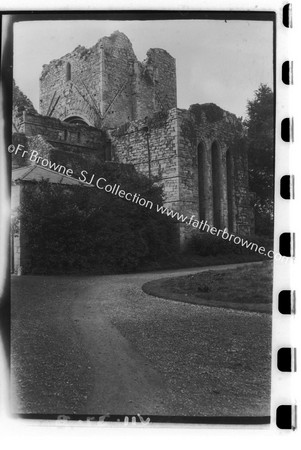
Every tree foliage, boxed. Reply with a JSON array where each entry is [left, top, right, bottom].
[[245, 84, 274, 236], [19, 168, 178, 274]]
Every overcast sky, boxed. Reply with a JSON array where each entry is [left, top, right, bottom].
[[13, 19, 273, 119]]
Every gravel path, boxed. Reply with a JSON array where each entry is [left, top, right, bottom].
[[11, 262, 271, 417]]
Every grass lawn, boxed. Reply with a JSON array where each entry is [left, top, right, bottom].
[[142, 262, 273, 313]]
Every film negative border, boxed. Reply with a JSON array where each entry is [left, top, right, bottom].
[[0, 0, 299, 438], [278, 290, 296, 315], [276, 405, 297, 430], [282, 61, 294, 85], [273, 2, 297, 432]]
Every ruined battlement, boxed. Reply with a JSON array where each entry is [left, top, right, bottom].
[[39, 30, 177, 129], [17, 30, 252, 246], [18, 111, 105, 151]]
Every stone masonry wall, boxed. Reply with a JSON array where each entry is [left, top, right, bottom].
[[110, 105, 252, 243], [177, 104, 252, 242], [40, 41, 102, 127], [232, 141, 252, 236], [39, 31, 177, 130], [134, 48, 177, 121], [11, 184, 32, 273], [100, 31, 137, 128], [11, 184, 21, 273], [12, 112, 107, 174], [101, 35, 177, 128], [13, 81, 38, 132], [110, 109, 179, 207], [20, 112, 106, 153]]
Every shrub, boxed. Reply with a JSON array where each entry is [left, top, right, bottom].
[[184, 232, 273, 258], [19, 168, 178, 274]]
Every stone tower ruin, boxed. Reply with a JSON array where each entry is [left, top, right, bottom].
[[39, 31, 177, 129], [15, 30, 252, 248]]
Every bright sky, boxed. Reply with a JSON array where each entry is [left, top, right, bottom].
[[13, 19, 273, 119]]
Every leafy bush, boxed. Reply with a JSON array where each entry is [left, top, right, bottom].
[[19, 168, 178, 274], [184, 232, 273, 258]]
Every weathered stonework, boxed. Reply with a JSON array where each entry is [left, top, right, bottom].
[[176, 105, 251, 240], [20, 111, 106, 150], [13, 80, 38, 132], [13, 30, 253, 253], [12, 110, 108, 174], [110, 104, 252, 245], [109, 109, 179, 206], [39, 31, 176, 129]]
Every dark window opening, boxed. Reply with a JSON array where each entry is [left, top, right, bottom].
[[197, 142, 206, 221], [66, 62, 71, 81], [64, 116, 88, 126], [226, 150, 234, 231], [211, 141, 222, 229]]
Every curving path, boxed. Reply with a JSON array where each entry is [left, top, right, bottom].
[[11, 262, 271, 418]]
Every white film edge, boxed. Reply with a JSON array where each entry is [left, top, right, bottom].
[[0, 0, 300, 440]]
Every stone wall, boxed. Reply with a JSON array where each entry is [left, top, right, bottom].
[[177, 104, 252, 242], [110, 109, 180, 207], [111, 104, 252, 244], [11, 184, 32, 274], [19, 111, 106, 152], [100, 31, 137, 128], [13, 80, 38, 132], [11, 111, 108, 173], [232, 141, 252, 236], [134, 48, 177, 121], [19, 32, 253, 249], [40, 41, 102, 127], [11, 184, 21, 273], [39, 31, 177, 129]]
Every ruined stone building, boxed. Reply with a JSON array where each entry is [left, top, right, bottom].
[[12, 30, 252, 270]]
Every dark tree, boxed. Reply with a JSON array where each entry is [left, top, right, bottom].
[[245, 84, 274, 236]]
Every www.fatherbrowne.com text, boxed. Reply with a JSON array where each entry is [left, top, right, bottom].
[[9, 144, 289, 263]]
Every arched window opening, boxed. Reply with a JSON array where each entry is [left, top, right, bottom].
[[197, 141, 206, 221], [66, 62, 71, 82], [226, 150, 234, 232], [211, 141, 222, 229], [64, 116, 88, 126]]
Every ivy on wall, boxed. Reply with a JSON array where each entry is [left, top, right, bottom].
[[189, 103, 224, 124]]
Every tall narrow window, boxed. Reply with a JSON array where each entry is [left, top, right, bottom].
[[197, 142, 206, 221], [211, 141, 222, 229], [226, 150, 234, 231], [66, 62, 71, 81]]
